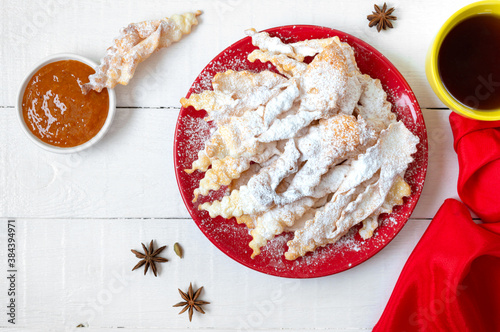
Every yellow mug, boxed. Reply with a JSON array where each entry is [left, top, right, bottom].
[[425, 1, 500, 121]]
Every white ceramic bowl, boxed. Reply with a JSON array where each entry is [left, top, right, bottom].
[[16, 53, 116, 153]]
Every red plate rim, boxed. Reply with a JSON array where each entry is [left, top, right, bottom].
[[173, 25, 428, 278]]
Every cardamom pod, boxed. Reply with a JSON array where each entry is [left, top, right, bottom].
[[174, 242, 183, 258]]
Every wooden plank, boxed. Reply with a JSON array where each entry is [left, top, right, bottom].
[[1, 107, 184, 218], [1, 0, 474, 108], [1, 108, 457, 219], [0, 328, 371, 332], [0, 217, 430, 330], [411, 109, 461, 218], [0, 108, 457, 219]]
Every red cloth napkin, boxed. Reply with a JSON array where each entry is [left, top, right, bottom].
[[373, 113, 500, 332]]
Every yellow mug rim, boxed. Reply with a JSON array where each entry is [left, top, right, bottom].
[[427, 0, 500, 121]]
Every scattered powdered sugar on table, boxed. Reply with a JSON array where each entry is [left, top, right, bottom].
[[176, 115, 213, 167]]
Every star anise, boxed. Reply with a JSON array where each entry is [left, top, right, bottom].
[[131, 240, 167, 277], [173, 283, 210, 321], [367, 3, 397, 32]]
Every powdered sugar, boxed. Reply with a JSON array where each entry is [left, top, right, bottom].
[[175, 26, 428, 276], [190, 30, 419, 261], [176, 115, 213, 176], [84, 11, 201, 93]]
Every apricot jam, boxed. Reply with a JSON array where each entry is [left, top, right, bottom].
[[22, 60, 109, 147]]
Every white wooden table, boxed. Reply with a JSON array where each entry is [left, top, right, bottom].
[[0, 0, 475, 331]]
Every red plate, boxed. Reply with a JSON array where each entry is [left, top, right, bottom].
[[174, 25, 428, 278]]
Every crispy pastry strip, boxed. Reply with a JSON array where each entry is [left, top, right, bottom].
[[183, 72, 291, 176], [83, 11, 201, 93], [256, 42, 349, 143], [246, 29, 359, 74], [181, 70, 287, 124], [358, 175, 411, 239], [355, 74, 397, 133], [248, 50, 308, 78], [199, 114, 373, 217], [187, 83, 303, 200], [248, 165, 349, 258], [199, 139, 300, 215], [185, 107, 266, 174], [276, 115, 375, 205], [192, 142, 278, 202], [285, 122, 418, 260]]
